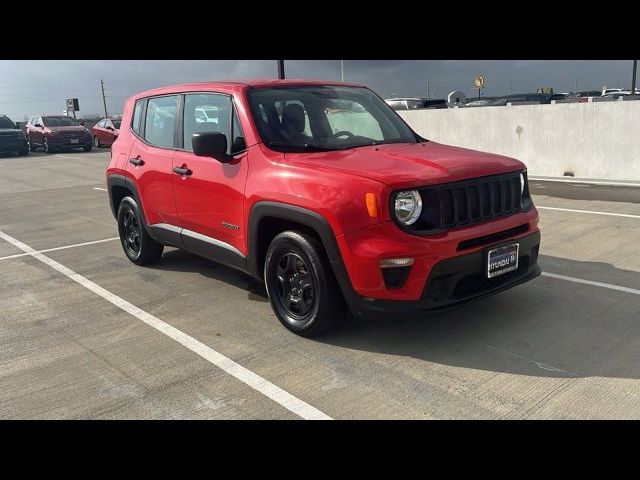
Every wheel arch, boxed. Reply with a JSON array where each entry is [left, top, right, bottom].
[[247, 201, 357, 303], [107, 174, 149, 229]]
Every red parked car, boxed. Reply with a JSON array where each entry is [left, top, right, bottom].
[[26, 115, 92, 153], [92, 116, 121, 148], [106, 80, 541, 336]]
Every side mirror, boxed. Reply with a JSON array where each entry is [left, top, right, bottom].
[[192, 132, 232, 162], [80, 121, 85, 126]]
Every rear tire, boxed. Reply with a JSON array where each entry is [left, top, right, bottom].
[[117, 196, 164, 266], [264, 231, 344, 336]]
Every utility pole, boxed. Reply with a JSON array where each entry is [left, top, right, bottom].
[[508, 80, 512, 95], [426, 80, 430, 99], [277, 60, 285, 79], [574, 80, 578, 94], [100, 78, 108, 117], [632, 60, 638, 95], [340, 60, 344, 82]]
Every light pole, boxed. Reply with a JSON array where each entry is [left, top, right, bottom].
[[632, 60, 638, 95], [340, 60, 344, 82], [277, 60, 285, 80]]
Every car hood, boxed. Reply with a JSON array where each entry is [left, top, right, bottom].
[[285, 141, 526, 189], [48, 126, 87, 133]]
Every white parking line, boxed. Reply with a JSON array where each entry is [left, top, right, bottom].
[[537, 206, 640, 219], [0, 237, 119, 261], [0, 228, 332, 421], [542, 272, 640, 296], [93, 187, 107, 192]]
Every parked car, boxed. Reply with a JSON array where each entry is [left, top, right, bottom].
[[465, 100, 491, 107], [601, 88, 623, 96], [106, 80, 540, 336], [26, 115, 92, 153], [92, 116, 122, 147], [577, 90, 602, 98], [0, 115, 29, 156], [491, 93, 568, 106], [385, 97, 448, 110]]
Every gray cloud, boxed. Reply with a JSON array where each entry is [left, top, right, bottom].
[[0, 60, 634, 119]]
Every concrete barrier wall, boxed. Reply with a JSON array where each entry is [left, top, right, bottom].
[[398, 101, 640, 181]]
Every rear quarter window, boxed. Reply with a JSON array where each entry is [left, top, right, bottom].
[[132, 100, 144, 135]]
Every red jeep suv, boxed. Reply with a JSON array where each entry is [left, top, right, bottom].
[[106, 80, 541, 336]]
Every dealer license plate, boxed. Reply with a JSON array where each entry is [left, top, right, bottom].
[[487, 243, 519, 278]]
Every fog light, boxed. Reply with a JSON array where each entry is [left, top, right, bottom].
[[380, 258, 414, 268], [380, 258, 413, 289]]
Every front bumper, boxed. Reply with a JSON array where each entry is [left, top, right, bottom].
[[49, 136, 92, 148], [0, 138, 28, 152], [345, 230, 540, 320]]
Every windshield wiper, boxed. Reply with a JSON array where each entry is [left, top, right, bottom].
[[267, 142, 344, 152]]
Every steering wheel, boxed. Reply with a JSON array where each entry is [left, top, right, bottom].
[[330, 130, 354, 139]]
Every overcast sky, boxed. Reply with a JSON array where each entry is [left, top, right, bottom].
[[0, 60, 635, 120]]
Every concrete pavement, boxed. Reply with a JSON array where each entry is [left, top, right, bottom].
[[1, 149, 639, 419]]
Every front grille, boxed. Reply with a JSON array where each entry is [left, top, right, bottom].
[[62, 132, 81, 138], [395, 171, 532, 235]]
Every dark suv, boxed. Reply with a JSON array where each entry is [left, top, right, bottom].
[[0, 115, 29, 156], [26, 115, 92, 153]]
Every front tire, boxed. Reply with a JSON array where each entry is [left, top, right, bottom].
[[264, 231, 344, 336], [117, 196, 164, 265], [43, 137, 51, 153], [94, 136, 101, 148], [18, 145, 29, 156], [83, 144, 92, 152]]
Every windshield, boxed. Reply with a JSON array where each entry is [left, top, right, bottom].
[[0, 117, 17, 129], [247, 86, 419, 151], [42, 116, 79, 127]]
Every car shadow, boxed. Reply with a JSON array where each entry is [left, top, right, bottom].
[[151, 249, 640, 380]]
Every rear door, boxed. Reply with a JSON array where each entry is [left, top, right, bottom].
[[126, 95, 181, 240], [172, 92, 249, 261]]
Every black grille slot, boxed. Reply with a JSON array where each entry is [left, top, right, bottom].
[[453, 257, 529, 299], [398, 171, 529, 235]]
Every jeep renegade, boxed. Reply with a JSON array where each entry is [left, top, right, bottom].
[[106, 80, 541, 336]]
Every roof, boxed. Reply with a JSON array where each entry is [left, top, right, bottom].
[[132, 79, 366, 100]]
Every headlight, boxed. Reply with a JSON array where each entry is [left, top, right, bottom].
[[520, 172, 526, 196], [394, 190, 422, 225]]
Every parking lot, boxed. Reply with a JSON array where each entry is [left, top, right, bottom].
[[1, 149, 639, 419]]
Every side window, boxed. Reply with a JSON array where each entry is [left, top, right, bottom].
[[131, 100, 144, 135], [231, 106, 246, 154], [98, 119, 106, 128], [144, 95, 178, 148], [182, 93, 231, 152]]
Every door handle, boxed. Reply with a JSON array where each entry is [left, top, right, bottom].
[[129, 157, 144, 166], [173, 166, 192, 176]]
